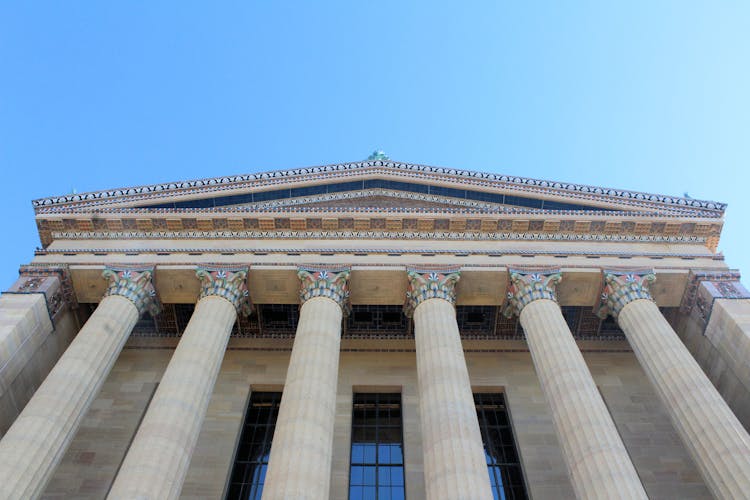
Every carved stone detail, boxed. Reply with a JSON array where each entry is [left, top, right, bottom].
[[597, 269, 656, 319], [297, 267, 351, 315], [679, 269, 747, 313], [102, 267, 160, 317], [196, 267, 251, 316], [7, 265, 78, 321], [403, 268, 460, 317], [503, 268, 562, 318]]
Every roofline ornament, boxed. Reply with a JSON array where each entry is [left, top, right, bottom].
[[32, 160, 725, 214]]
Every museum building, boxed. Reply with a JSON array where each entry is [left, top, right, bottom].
[[0, 155, 749, 499]]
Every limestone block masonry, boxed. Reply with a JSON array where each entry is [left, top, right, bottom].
[[108, 267, 250, 500], [506, 269, 647, 499], [262, 267, 350, 500], [0, 268, 158, 500], [602, 270, 750, 499], [406, 269, 493, 500]]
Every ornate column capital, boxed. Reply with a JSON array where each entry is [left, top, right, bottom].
[[503, 268, 562, 318], [196, 267, 252, 316], [103, 267, 160, 317], [403, 267, 460, 317], [297, 266, 351, 315], [597, 269, 656, 319]]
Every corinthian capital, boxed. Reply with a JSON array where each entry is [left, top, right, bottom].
[[597, 269, 656, 319], [503, 268, 562, 318], [297, 266, 351, 314], [102, 267, 160, 317], [196, 267, 252, 316], [403, 267, 460, 317]]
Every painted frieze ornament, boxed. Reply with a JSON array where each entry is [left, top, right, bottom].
[[196, 267, 252, 316], [102, 267, 160, 317], [403, 268, 461, 317], [503, 268, 562, 318], [597, 269, 656, 320], [297, 267, 352, 315]]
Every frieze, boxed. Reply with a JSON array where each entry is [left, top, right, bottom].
[[196, 266, 252, 316], [45, 229, 711, 244], [597, 269, 656, 319], [503, 268, 562, 317], [33, 161, 725, 215], [102, 267, 161, 317], [404, 267, 461, 317], [297, 266, 351, 314]]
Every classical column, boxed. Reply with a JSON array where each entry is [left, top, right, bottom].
[[600, 270, 750, 499], [505, 269, 646, 499], [262, 267, 350, 500], [404, 268, 492, 500], [0, 267, 158, 500], [108, 267, 251, 500]]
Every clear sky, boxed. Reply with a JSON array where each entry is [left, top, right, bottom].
[[1, 2, 748, 289]]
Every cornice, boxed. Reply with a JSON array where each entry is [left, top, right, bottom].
[[32, 160, 725, 215], [33, 245, 719, 259]]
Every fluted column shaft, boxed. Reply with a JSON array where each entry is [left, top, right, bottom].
[[0, 295, 139, 499], [519, 299, 646, 499], [413, 297, 492, 500], [405, 268, 491, 499], [618, 298, 750, 498], [0, 267, 156, 500], [108, 295, 238, 499], [262, 296, 344, 499]]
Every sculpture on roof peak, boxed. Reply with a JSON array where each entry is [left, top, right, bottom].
[[366, 150, 389, 161]]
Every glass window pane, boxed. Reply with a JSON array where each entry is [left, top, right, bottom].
[[350, 394, 406, 499], [225, 392, 282, 500], [475, 393, 528, 500]]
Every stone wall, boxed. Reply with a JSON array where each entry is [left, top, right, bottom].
[[0, 306, 78, 437], [676, 299, 750, 430], [42, 345, 710, 499]]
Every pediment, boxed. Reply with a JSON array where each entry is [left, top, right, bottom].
[[32, 159, 724, 219]]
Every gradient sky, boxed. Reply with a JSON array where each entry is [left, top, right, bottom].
[[1, 2, 748, 289]]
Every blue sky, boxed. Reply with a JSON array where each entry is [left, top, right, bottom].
[[1, 2, 748, 289]]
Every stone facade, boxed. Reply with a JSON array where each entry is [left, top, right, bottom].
[[1, 159, 749, 499]]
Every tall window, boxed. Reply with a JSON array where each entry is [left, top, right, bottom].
[[349, 393, 406, 500], [226, 392, 282, 500], [474, 393, 528, 500]]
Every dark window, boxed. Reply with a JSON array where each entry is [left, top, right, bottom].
[[475, 393, 528, 500], [349, 393, 406, 500], [226, 392, 282, 500]]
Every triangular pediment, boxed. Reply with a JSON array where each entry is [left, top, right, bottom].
[[32, 159, 724, 219]]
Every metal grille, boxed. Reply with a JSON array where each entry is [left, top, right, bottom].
[[345, 305, 411, 339], [79, 303, 677, 342]]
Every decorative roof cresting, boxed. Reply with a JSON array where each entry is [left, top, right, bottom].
[[32, 159, 726, 214]]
